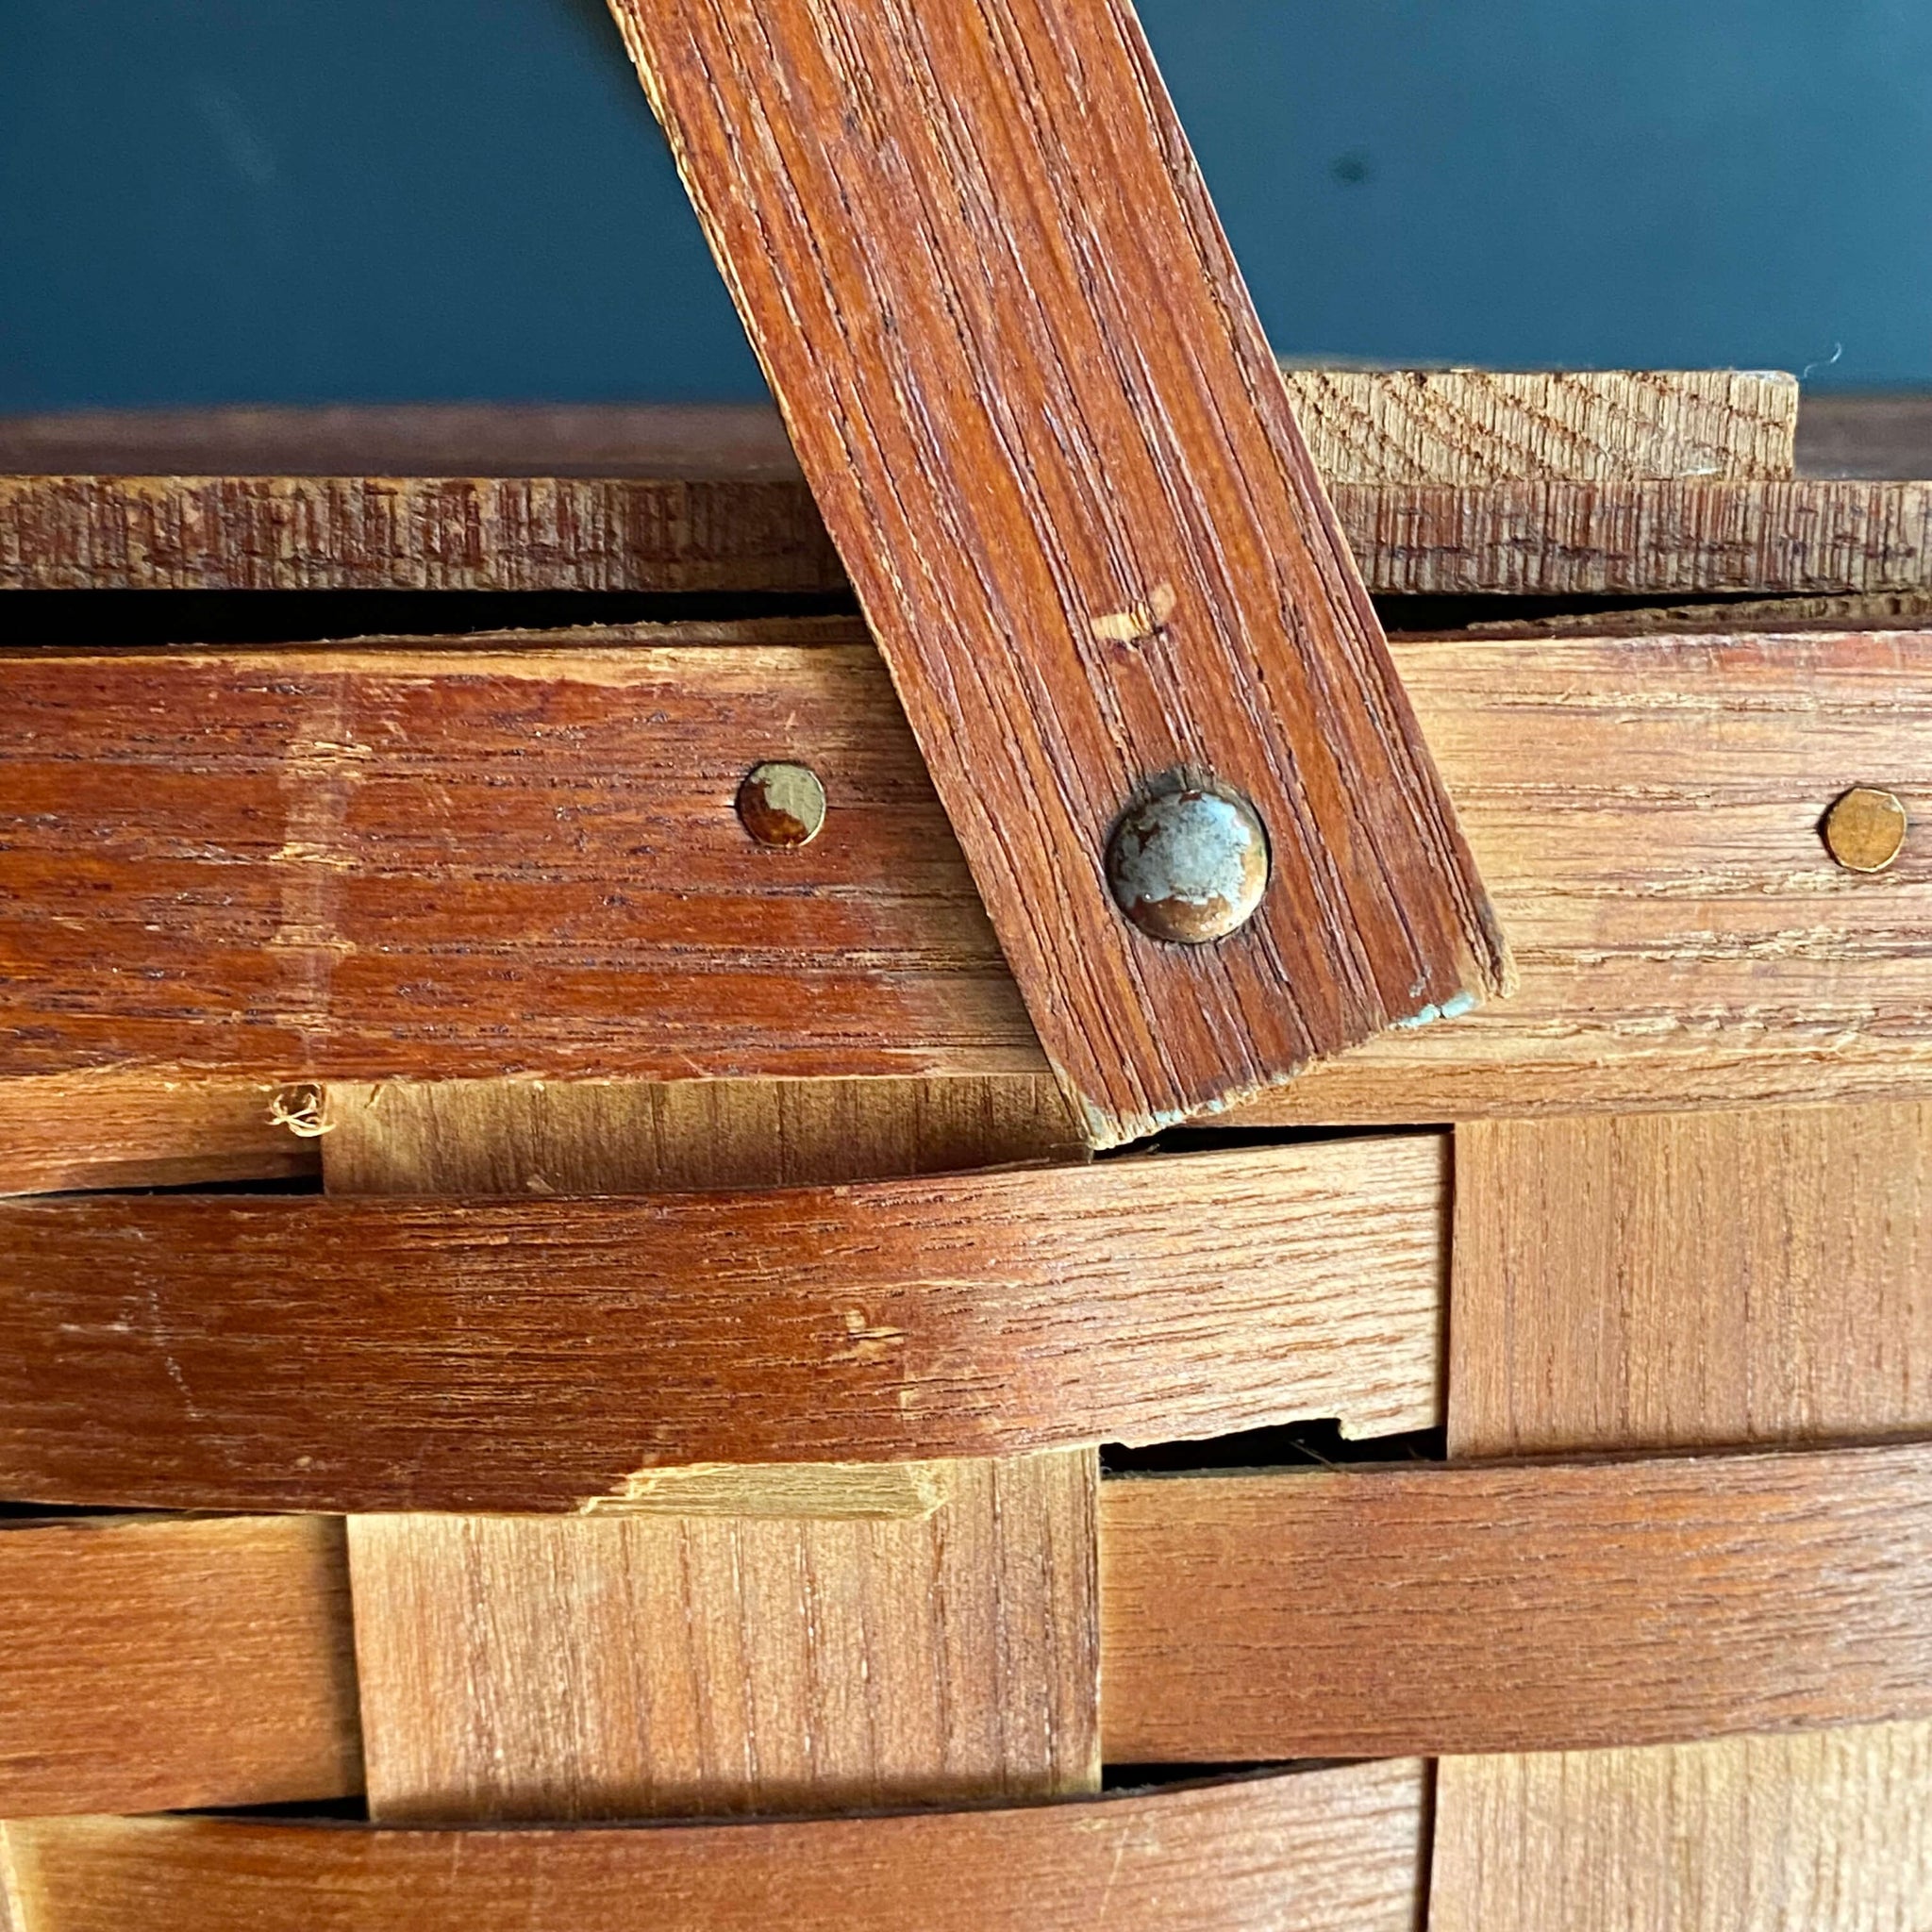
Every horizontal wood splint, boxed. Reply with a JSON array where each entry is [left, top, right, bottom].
[[1101, 1439, 1932, 1760], [7, 628, 1932, 1124], [0, 1762, 1429, 1932], [9, 475, 1932, 600], [0, 1141, 1445, 1510]]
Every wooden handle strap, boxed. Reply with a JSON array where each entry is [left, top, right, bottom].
[[605, 0, 1507, 1144]]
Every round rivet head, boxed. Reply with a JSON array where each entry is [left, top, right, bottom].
[[1824, 786, 1907, 874], [1106, 774, 1270, 944], [738, 761, 826, 847]]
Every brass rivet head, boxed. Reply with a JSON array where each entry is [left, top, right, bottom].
[[1106, 774, 1270, 945], [737, 761, 826, 847], [1824, 786, 1907, 874]]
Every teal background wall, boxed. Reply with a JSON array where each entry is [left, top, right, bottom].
[[4, 1, 1927, 411]]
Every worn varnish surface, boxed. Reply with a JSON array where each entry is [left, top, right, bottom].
[[351, 1455, 1099, 1822], [0, 1515, 359, 1817], [1101, 1441, 1932, 1761], [609, 0, 1506, 1144], [1240, 630, 1932, 1123], [0, 1763, 1428, 1932], [0, 639, 1036, 1084], [0, 1141, 1443, 1510], [336, 1073, 1099, 1823], [1280, 369, 1797, 484], [1431, 1102, 1932, 1932], [13, 630, 1932, 1123], [10, 473, 1932, 597]]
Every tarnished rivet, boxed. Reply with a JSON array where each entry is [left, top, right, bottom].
[[1824, 786, 1907, 874], [1106, 774, 1270, 944], [737, 761, 826, 847]]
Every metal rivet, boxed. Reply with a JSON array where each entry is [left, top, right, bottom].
[[1106, 774, 1270, 944], [1824, 786, 1907, 874], [737, 762, 826, 847]]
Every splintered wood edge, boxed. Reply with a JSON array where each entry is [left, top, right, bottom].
[[7, 475, 1932, 595], [578, 1459, 955, 1520]]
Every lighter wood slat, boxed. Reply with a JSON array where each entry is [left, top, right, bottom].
[[321, 1074, 1083, 1194], [1430, 1725, 1932, 1932], [8, 475, 1932, 597], [1279, 369, 1797, 484], [350, 1456, 1098, 1822], [334, 1072, 1093, 1824], [1101, 1442, 1932, 1761], [0, 1763, 1428, 1932], [1447, 1107, 1932, 1460], [1239, 631, 1932, 1123], [0, 1138, 1444, 1511], [610, 0, 1507, 1146], [0, 1516, 359, 1817], [11, 630, 1932, 1123], [1432, 1102, 1932, 1932]]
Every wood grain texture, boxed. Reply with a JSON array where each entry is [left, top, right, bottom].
[[0, 1515, 359, 1817], [0, 474, 841, 593], [9, 474, 1932, 596], [1235, 630, 1932, 1123], [1101, 1441, 1932, 1761], [610, 0, 1507, 1145], [0, 1074, 314, 1195], [0, 1140, 1444, 1511], [335, 1071, 1098, 1824], [1431, 1725, 1932, 1932], [1432, 1103, 1932, 1931], [350, 1454, 1098, 1821], [0, 640, 1036, 1084], [1330, 478, 1932, 598], [15, 629, 1932, 1124], [0, 375, 1797, 486], [1280, 369, 1796, 484], [321, 1073, 1082, 1194], [0, 1763, 1429, 1932], [1448, 1107, 1932, 1459]]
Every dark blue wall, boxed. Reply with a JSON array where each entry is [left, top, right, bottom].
[[5, 1, 1927, 411]]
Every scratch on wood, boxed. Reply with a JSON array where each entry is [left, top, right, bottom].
[[580, 1459, 956, 1520]]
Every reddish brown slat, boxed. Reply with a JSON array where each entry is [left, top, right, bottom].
[[0, 1140, 1445, 1512], [1101, 1441, 1932, 1761], [609, 0, 1506, 1144], [0, 639, 1033, 1084], [0, 1516, 360, 1817], [11, 631, 1932, 1118], [0, 1764, 1427, 1932]]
